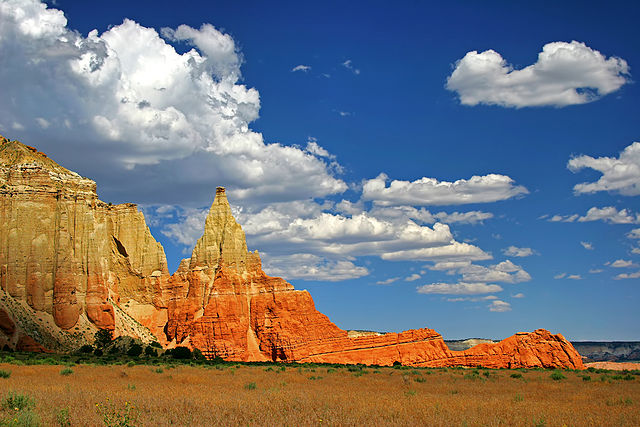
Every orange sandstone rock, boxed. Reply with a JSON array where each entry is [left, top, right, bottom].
[[0, 135, 584, 369]]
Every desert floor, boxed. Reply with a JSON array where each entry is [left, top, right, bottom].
[[0, 361, 639, 426]]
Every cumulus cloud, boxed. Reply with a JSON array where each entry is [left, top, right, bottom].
[[261, 253, 368, 282], [628, 228, 640, 239], [376, 277, 400, 285], [404, 274, 421, 282], [362, 173, 528, 206], [610, 259, 635, 268], [578, 207, 640, 224], [614, 271, 640, 280], [554, 273, 567, 279], [153, 197, 492, 280], [0, 0, 346, 206], [569, 142, 640, 196], [291, 65, 311, 72], [567, 274, 582, 280], [581, 241, 594, 250], [446, 41, 630, 108], [488, 300, 511, 312], [367, 205, 493, 225], [456, 260, 531, 284], [417, 282, 503, 295], [512, 293, 525, 298], [548, 214, 579, 223], [502, 246, 536, 257], [589, 269, 603, 274]]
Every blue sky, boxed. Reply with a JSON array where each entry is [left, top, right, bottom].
[[1, 0, 639, 340]]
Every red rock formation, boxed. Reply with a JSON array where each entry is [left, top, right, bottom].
[[0, 136, 584, 369], [163, 188, 583, 369]]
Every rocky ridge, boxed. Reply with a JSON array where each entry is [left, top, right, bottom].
[[0, 136, 584, 369]]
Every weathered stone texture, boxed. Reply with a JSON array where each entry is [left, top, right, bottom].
[[0, 136, 584, 369]]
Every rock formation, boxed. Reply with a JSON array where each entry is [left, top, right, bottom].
[[0, 136, 584, 369]]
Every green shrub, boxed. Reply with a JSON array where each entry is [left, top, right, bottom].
[[94, 329, 113, 349], [550, 371, 566, 381], [56, 407, 71, 426], [0, 369, 10, 379], [155, 367, 164, 374], [510, 373, 523, 379], [150, 341, 162, 349], [244, 382, 257, 390], [60, 367, 74, 376], [2, 391, 35, 411], [144, 346, 157, 357], [79, 344, 94, 354], [582, 375, 591, 381], [94, 348, 103, 356], [170, 346, 192, 359], [127, 344, 143, 357], [96, 399, 139, 427], [414, 376, 427, 383]]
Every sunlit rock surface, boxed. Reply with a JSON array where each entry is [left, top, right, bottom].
[[0, 136, 583, 369]]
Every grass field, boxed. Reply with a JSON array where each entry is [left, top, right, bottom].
[[0, 359, 638, 426]]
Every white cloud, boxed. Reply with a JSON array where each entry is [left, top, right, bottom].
[[502, 246, 535, 257], [580, 241, 594, 250], [456, 260, 531, 284], [578, 207, 639, 224], [554, 273, 567, 279], [512, 293, 525, 298], [428, 261, 472, 271], [404, 273, 421, 282], [589, 269, 603, 274], [291, 65, 311, 72], [342, 59, 360, 75], [610, 259, 635, 268], [628, 229, 640, 239], [615, 271, 640, 279], [433, 211, 493, 224], [569, 142, 640, 196], [567, 274, 582, 280], [446, 295, 498, 302], [262, 253, 368, 282], [381, 242, 490, 262], [427, 260, 530, 285], [488, 300, 511, 312], [548, 214, 579, 222], [305, 138, 334, 159], [368, 205, 493, 225], [632, 247, 640, 255], [446, 41, 630, 108], [362, 173, 528, 206], [376, 277, 400, 285], [417, 282, 503, 295], [0, 0, 346, 206], [160, 206, 208, 248]]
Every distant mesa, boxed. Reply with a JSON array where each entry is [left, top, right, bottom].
[[0, 135, 584, 368]]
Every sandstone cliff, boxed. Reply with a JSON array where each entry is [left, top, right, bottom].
[[0, 136, 169, 350], [0, 136, 584, 369]]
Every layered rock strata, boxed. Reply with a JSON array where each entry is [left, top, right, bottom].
[[0, 136, 584, 369]]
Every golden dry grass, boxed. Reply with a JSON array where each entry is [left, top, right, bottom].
[[0, 363, 639, 426]]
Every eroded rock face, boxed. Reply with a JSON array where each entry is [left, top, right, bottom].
[[0, 136, 584, 369], [0, 136, 170, 349]]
